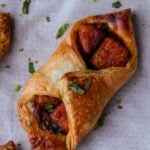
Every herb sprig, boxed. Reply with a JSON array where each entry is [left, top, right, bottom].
[[44, 104, 54, 111], [22, 0, 31, 14], [28, 59, 35, 74], [46, 16, 50, 22], [14, 85, 21, 92], [68, 80, 85, 95], [68, 78, 92, 95], [56, 23, 69, 39], [112, 1, 122, 8]]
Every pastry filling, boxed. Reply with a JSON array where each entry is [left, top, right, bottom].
[[32, 95, 69, 135], [77, 23, 131, 69]]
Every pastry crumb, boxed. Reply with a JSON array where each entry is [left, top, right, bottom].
[[0, 3, 7, 8]]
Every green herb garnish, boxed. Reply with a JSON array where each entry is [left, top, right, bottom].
[[56, 23, 69, 39], [14, 85, 21, 92], [84, 78, 92, 90], [44, 104, 54, 111], [68, 80, 85, 95], [27, 120, 32, 126], [118, 105, 123, 109], [56, 132, 62, 136], [46, 16, 50, 22], [112, 1, 122, 8], [91, 0, 97, 2], [19, 48, 24, 52], [22, 0, 31, 14], [28, 60, 35, 74]]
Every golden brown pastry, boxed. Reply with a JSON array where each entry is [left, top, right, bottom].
[[18, 9, 137, 150], [0, 13, 11, 60], [0, 141, 16, 150]]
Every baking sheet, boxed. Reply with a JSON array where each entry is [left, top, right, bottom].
[[0, 0, 150, 149]]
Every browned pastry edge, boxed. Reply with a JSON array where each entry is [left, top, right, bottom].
[[18, 9, 137, 150], [0, 141, 16, 150], [0, 13, 11, 60]]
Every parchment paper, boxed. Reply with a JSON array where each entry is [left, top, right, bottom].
[[0, 0, 150, 149]]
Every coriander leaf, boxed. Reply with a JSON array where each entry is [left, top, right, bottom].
[[68, 80, 85, 95], [46, 16, 50, 22], [84, 78, 92, 90], [14, 85, 21, 92], [22, 0, 31, 14], [112, 1, 122, 8], [56, 23, 69, 39], [56, 132, 62, 136], [28, 61, 35, 74], [44, 104, 53, 111]]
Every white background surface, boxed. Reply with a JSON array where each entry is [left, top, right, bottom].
[[0, 0, 149, 150]]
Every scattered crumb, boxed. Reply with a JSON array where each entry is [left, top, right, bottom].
[[118, 105, 123, 109], [0, 3, 7, 8], [19, 48, 24, 52], [5, 65, 11, 68], [115, 99, 122, 105], [34, 60, 39, 64]]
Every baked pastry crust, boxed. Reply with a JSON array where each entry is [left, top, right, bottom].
[[0, 13, 10, 60], [18, 9, 137, 150], [0, 141, 16, 150]]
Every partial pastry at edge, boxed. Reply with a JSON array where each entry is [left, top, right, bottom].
[[18, 9, 137, 150], [0, 13, 11, 60], [0, 141, 16, 150]]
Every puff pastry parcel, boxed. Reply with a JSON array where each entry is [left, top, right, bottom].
[[0, 141, 16, 150], [18, 9, 137, 150], [0, 13, 10, 60]]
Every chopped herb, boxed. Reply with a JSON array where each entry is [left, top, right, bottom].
[[56, 23, 69, 39], [5, 65, 10, 68], [44, 104, 54, 111], [112, 1, 122, 8], [56, 132, 62, 136], [14, 85, 21, 92], [19, 48, 24, 52], [28, 60, 35, 74], [27, 120, 32, 126], [91, 0, 97, 2], [22, 0, 31, 14], [118, 105, 123, 109], [46, 16, 50, 22], [68, 80, 85, 95], [84, 78, 92, 90]]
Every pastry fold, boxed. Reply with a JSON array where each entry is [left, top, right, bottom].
[[0, 13, 10, 60], [18, 9, 137, 150]]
